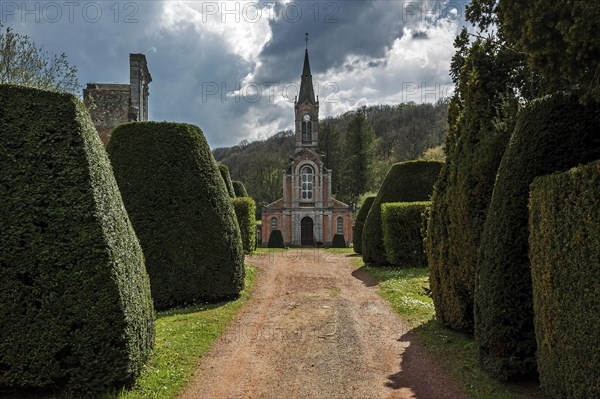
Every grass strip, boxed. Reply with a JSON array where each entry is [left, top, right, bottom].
[[361, 261, 539, 399]]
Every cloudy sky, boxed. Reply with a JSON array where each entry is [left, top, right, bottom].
[[2, 0, 469, 148]]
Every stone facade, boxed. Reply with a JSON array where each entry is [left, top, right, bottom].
[[261, 48, 354, 246], [83, 54, 151, 146]]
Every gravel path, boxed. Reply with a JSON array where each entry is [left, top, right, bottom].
[[178, 250, 467, 399]]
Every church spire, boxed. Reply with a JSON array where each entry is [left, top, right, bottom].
[[297, 34, 316, 106]]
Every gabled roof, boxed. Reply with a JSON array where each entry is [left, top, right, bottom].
[[292, 147, 323, 164], [331, 198, 352, 209], [263, 198, 283, 209]]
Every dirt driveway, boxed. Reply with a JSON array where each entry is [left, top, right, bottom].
[[178, 250, 466, 399]]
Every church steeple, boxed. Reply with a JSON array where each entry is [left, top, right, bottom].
[[297, 49, 316, 105], [294, 34, 319, 151]]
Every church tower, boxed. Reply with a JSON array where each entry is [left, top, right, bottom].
[[261, 35, 353, 247], [294, 44, 319, 152]]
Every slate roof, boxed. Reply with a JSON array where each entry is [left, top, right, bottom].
[[297, 50, 316, 105]]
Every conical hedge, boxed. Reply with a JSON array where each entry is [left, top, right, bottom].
[[218, 163, 236, 197], [232, 197, 256, 254], [426, 39, 516, 334], [362, 160, 442, 265], [353, 196, 375, 254], [475, 92, 600, 379], [232, 180, 248, 197], [107, 122, 244, 310], [0, 85, 154, 394], [331, 234, 347, 248], [268, 230, 285, 248]]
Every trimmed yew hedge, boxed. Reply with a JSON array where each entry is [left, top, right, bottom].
[[107, 122, 244, 310], [0, 85, 154, 394], [331, 234, 347, 248], [529, 161, 600, 398], [232, 197, 256, 254], [475, 92, 600, 379], [353, 196, 375, 254], [382, 202, 430, 267], [268, 230, 285, 248], [232, 180, 248, 197], [362, 160, 442, 265], [426, 94, 513, 333], [218, 163, 236, 197]]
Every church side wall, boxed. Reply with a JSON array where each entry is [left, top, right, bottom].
[[261, 210, 282, 246], [329, 210, 354, 245], [323, 175, 329, 205], [261, 215, 268, 246], [345, 213, 353, 244], [285, 215, 292, 243], [323, 214, 329, 244], [284, 175, 292, 207]]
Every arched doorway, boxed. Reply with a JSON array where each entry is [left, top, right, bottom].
[[301, 217, 314, 246]]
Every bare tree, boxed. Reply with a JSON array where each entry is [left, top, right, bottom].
[[0, 24, 80, 94]]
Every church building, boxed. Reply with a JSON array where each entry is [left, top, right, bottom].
[[261, 45, 354, 246]]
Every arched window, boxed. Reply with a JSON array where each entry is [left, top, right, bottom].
[[270, 216, 278, 231], [302, 115, 312, 142], [301, 165, 314, 200], [337, 216, 344, 234]]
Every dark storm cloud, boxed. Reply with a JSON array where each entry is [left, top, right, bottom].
[[0, 1, 258, 146], [368, 59, 387, 68], [1, 1, 166, 83], [253, 0, 467, 83], [254, 0, 407, 83], [1, 1, 468, 147]]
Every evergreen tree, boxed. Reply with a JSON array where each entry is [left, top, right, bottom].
[[339, 108, 375, 204], [468, 0, 599, 101], [318, 122, 342, 195], [428, 34, 525, 334]]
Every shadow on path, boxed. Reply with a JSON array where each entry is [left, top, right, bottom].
[[351, 266, 379, 287], [385, 329, 466, 399]]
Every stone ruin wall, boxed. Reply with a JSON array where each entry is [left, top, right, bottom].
[[83, 84, 130, 146], [83, 54, 151, 147]]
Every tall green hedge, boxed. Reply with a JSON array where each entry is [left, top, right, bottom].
[[218, 163, 236, 197], [353, 196, 375, 254], [0, 85, 154, 394], [268, 230, 284, 248], [232, 197, 256, 254], [362, 160, 442, 265], [107, 122, 244, 310], [529, 161, 600, 398], [426, 39, 516, 334], [475, 92, 600, 379], [232, 180, 248, 197], [382, 202, 430, 267]]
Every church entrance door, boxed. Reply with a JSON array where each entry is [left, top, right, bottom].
[[301, 217, 314, 246]]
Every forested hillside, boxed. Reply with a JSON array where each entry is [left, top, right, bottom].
[[213, 101, 449, 208]]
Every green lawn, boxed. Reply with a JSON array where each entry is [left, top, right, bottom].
[[360, 259, 539, 399], [324, 247, 355, 254], [251, 247, 288, 255], [102, 265, 257, 399]]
